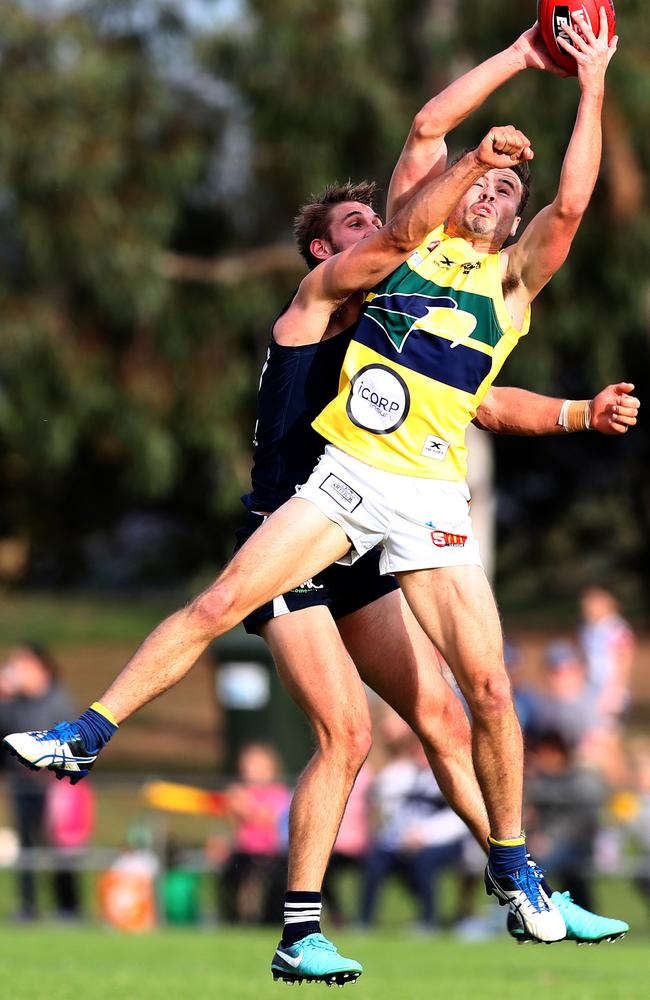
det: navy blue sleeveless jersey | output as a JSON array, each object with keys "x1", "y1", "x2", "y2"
[
  {"x1": 242, "y1": 323, "x2": 356, "y2": 513},
  {"x1": 237, "y1": 309, "x2": 399, "y2": 636}
]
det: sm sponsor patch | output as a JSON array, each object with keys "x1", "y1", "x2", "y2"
[{"x1": 430, "y1": 529, "x2": 467, "y2": 548}]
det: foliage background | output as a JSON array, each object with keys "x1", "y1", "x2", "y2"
[{"x1": 0, "y1": 0, "x2": 648, "y2": 614}]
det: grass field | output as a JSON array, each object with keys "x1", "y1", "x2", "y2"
[
  {"x1": 2, "y1": 870, "x2": 646, "y2": 998},
  {"x1": 1, "y1": 593, "x2": 649, "y2": 999},
  {"x1": 2, "y1": 924, "x2": 647, "y2": 1000},
  {"x1": 0, "y1": 591, "x2": 179, "y2": 645}
]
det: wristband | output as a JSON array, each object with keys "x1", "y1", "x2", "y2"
[{"x1": 558, "y1": 399, "x2": 591, "y2": 433}]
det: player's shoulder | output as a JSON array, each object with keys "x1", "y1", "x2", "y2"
[{"x1": 272, "y1": 273, "x2": 331, "y2": 342}]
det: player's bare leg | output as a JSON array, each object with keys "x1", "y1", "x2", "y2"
[
  {"x1": 3, "y1": 499, "x2": 351, "y2": 777},
  {"x1": 337, "y1": 589, "x2": 490, "y2": 847},
  {"x1": 100, "y1": 499, "x2": 351, "y2": 722},
  {"x1": 397, "y1": 565, "x2": 566, "y2": 942},
  {"x1": 340, "y1": 588, "x2": 628, "y2": 946},
  {"x1": 265, "y1": 607, "x2": 367, "y2": 986},
  {"x1": 263, "y1": 607, "x2": 372, "y2": 891},
  {"x1": 397, "y1": 566, "x2": 521, "y2": 837}
]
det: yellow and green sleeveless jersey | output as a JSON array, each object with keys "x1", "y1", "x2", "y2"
[{"x1": 312, "y1": 225, "x2": 530, "y2": 481}]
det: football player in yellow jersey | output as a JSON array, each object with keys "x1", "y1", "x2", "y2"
[
  {"x1": 4, "y1": 9, "x2": 633, "y2": 983},
  {"x1": 300, "y1": 8, "x2": 616, "y2": 942}
]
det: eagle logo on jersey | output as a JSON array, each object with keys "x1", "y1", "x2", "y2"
[{"x1": 364, "y1": 293, "x2": 478, "y2": 351}]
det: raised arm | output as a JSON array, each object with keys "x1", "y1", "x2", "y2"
[
  {"x1": 504, "y1": 9, "x2": 617, "y2": 308},
  {"x1": 316, "y1": 132, "x2": 532, "y2": 301},
  {"x1": 475, "y1": 383, "x2": 639, "y2": 436},
  {"x1": 386, "y1": 24, "x2": 562, "y2": 219},
  {"x1": 278, "y1": 127, "x2": 533, "y2": 345}
]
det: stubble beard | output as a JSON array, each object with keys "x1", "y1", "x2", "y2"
[{"x1": 465, "y1": 214, "x2": 493, "y2": 236}]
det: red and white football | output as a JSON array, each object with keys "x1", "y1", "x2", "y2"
[{"x1": 537, "y1": 1, "x2": 616, "y2": 75}]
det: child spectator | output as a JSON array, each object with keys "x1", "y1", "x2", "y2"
[{"x1": 218, "y1": 743, "x2": 291, "y2": 924}]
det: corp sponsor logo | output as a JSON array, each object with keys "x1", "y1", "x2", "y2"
[
  {"x1": 319, "y1": 473, "x2": 362, "y2": 513},
  {"x1": 346, "y1": 364, "x2": 410, "y2": 435},
  {"x1": 430, "y1": 529, "x2": 468, "y2": 548}
]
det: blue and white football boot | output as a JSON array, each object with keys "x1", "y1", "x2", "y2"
[
  {"x1": 271, "y1": 933, "x2": 362, "y2": 987},
  {"x1": 3, "y1": 722, "x2": 98, "y2": 784},
  {"x1": 508, "y1": 890, "x2": 629, "y2": 945},
  {"x1": 485, "y1": 857, "x2": 566, "y2": 942}
]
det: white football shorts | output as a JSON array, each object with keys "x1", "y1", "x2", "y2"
[{"x1": 293, "y1": 445, "x2": 483, "y2": 574}]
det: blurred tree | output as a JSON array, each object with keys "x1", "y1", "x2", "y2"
[
  {"x1": 0, "y1": 0, "x2": 648, "y2": 611},
  {"x1": 0, "y1": 0, "x2": 281, "y2": 583}
]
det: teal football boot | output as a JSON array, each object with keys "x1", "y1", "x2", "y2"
[
  {"x1": 508, "y1": 891, "x2": 629, "y2": 945},
  {"x1": 271, "y1": 933, "x2": 362, "y2": 986}
]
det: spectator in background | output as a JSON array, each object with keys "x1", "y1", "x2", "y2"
[
  {"x1": 0, "y1": 643, "x2": 83, "y2": 921},
  {"x1": 529, "y1": 640, "x2": 599, "y2": 749},
  {"x1": 44, "y1": 771, "x2": 94, "y2": 919},
  {"x1": 218, "y1": 743, "x2": 291, "y2": 925},
  {"x1": 579, "y1": 585, "x2": 636, "y2": 725},
  {"x1": 360, "y1": 711, "x2": 468, "y2": 932},
  {"x1": 525, "y1": 729, "x2": 607, "y2": 912}
]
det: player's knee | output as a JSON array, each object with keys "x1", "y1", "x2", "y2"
[
  {"x1": 338, "y1": 722, "x2": 372, "y2": 769},
  {"x1": 188, "y1": 579, "x2": 241, "y2": 637},
  {"x1": 319, "y1": 715, "x2": 372, "y2": 770},
  {"x1": 467, "y1": 671, "x2": 513, "y2": 721},
  {"x1": 414, "y1": 694, "x2": 470, "y2": 754},
  {"x1": 346, "y1": 724, "x2": 373, "y2": 767}
]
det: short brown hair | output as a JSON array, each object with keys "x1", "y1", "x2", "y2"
[
  {"x1": 451, "y1": 148, "x2": 531, "y2": 216},
  {"x1": 294, "y1": 180, "x2": 378, "y2": 269}
]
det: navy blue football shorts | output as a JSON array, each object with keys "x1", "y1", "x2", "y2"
[{"x1": 234, "y1": 510, "x2": 399, "y2": 636}]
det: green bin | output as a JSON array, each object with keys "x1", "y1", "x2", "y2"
[{"x1": 162, "y1": 868, "x2": 201, "y2": 925}]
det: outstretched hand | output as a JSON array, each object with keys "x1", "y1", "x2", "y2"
[
  {"x1": 514, "y1": 22, "x2": 569, "y2": 76},
  {"x1": 590, "y1": 382, "x2": 640, "y2": 435},
  {"x1": 476, "y1": 125, "x2": 534, "y2": 171},
  {"x1": 558, "y1": 7, "x2": 618, "y2": 89}
]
